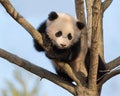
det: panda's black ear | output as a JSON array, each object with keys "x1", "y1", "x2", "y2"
[
  {"x1": 76, "y1": 21, "x2": 85, "y2": 30},
  {"x1": 48, "y1": 11, "x2": 58, "y2": 21}
]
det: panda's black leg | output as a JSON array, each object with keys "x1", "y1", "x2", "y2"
[
  {"x1": 56, "y1": 69, "x2": 73, "y2": 83},
  {"x1": 97, "y1": 56, "x2": 110, "y2": 83}
]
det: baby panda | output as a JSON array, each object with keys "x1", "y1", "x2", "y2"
[
  {"x1": 34, "y1": 11, "x2": 84, "y2": 81},
  {"x1": 33, "y1": 11, "x2": 107, "y2": 82}
]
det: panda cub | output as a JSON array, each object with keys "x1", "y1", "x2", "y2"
[
  {"x1": 34, "y1": 11, "x2": 84, "y2": 62},
  {"x1": 34, "y1": 11, "x2": 107, "y2": 82},
  {"x1": 34, "y1": 11, "x2": 84, "y2": 81}
]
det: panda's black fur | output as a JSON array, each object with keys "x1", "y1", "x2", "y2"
[{"x1": 33, "y1": 11, "x2": 107, "y2": 82}]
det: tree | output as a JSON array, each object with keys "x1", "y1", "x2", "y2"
[{"x1": 0, "y1": 0, "x2": 119, "y2": 96}]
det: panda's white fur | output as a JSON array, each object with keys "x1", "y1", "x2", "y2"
[{"x1": 46, "y1": 12, "x2": 82, "y2": 49}]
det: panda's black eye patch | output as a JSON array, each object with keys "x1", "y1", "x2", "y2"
[
  {"x1": 68, "y1": 33, "x2": 72, "y2": 40},
  {"x1": 55, "y1": 31, "x2": 62, "y2": 37}
]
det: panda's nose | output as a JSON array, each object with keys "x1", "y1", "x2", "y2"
[{"x1": 60, "y1": 44, "x2": 66, "y2": 47}]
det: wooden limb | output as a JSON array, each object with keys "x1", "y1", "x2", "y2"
[
  {"x1": 106, "y1": 56, "x2": 120, "y2": 70},
  {"x1": 75, "y1": 0, "x2": 86, "y2": 23},
  {"x1": 0, "y1": 48, "x2": 76, "y2": 95},
  {"x1": 98, "y1": 68, "x2": 120, "y2": 88},
  {"x1": 0, "y1": 0, "x2": 43, "y2": 48},
  {"x1": 88, "y1": 0, "x2": 101, "y2": 89},
  {"x1": 86, "y1": 0, "x2": 93, "y2": 48},
  {"x1": 102, "y1": 0, "x2": 113, "y2": 12},
  {"x1": 75, "y1": 0, "x2": 88, "y2": 77},
  {"x1": 97, "y1": 11, "x2": 105, "y2": 60},
  {"x1": 99, "y1": 0, "x2": 113, "y2": 59}
]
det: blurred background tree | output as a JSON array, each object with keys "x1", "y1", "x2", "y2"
[{"x1": 1, "y1": 68, "x2": 41, "y2": 96}]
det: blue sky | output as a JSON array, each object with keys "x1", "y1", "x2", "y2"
[{"x1": 0, "y1": 0, "x2": 120, "y2": 96}]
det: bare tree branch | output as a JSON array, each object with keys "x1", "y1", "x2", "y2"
[
  {"x1": 102, "y1": 0, "x2": 113, "y2": 12},
  {"x1": 98, "y1": 69, "x2": 120, "y2": 88},
  {"x1": 97, "y1": 10, "x2": 105, "y2": 60},
  {"x1": 75, "y1": 0, "x2": 86, "y2": 23},
  {"x1": 99, "y1": 0, "x2": 113, "y2": 61},
  {"x1": 75, "y1": 0, "x2": 88, "y2": 77},
  {"x1": 88, "y1": 0, "x2": 101, "y2": 89},
  {"x1": 86, "y1": 0, "x2": 93, "y2": 48},
  {"x1": 0, "y1": 48, "x2": 76, "y2": 95},
  {"x1": 106, "y1": 56, "x2": 120, "y2": 70},
  {"x1": 0, "y1": 0, "x2": 43, "y2": 48}
]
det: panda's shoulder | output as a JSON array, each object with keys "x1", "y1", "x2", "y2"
[{"x1": 38, "y1": 20, "x2": 47, "y2": 33}]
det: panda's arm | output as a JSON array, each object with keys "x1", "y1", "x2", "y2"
[
  {"x1": 38, "y1": 21, "x2": 46, "y2": 33},
  {"x1": 33, "y1": 39, "x2": 44, "y2": 51},
  {"x1": 33, "y1": 21, "x2": 47, "y2": 51}
]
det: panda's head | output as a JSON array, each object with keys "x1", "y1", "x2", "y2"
[{"x1": 46, "y1": 11, "x2": 84, "y2": 49}]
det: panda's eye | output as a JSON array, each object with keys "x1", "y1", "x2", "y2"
[
  {"x1": 68, "y1": 33, "x2": 72, "y2": 40},
  {"x1": 55, "y1": 31, "x2": 62, "y2": 37}
]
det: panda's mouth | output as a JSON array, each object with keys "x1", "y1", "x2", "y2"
[
  {"x1": 53, "y1": 45, "x2": 70, "y2": 52},
  {"x1": 57, "y1": 44, "x2": 71, "y2": 49},
  {"x1": 51, "y1": 40, "x2": 71, "y2": 49},
  {"x1": 60, "y1": 44, "x2": 67, "y2": 48}
]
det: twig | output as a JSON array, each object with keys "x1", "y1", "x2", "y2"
[
  {"x1": 98, "y1": 68, "x2": 120, "y2": 87},
  {"x1": 102, "y1": 0, "x2": 113, "y2": 12},
  {"x1": 0, "y1": 48, "x2": 75, "y2": 94}
]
